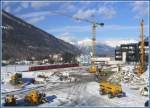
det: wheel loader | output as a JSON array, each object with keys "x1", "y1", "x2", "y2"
[{"x1": 99, "y1": 80, "x2": 125, "y2": 98}]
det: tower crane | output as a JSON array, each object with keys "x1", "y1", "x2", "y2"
[{"x1": 51, "y1": 11, "x2": 104, "y2": 73}]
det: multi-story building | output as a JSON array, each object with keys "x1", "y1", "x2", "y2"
[
  {"x1": 138, "y1": 41, "x2": 149, "y2": 63},
  {"x1": 115, "y1": 40, "x2": 149, "y2": 63},
  {"x1": 115, "y1": 47, "x2": 122, "y2": 61},
  {"x1": 115, "y1": 43, "x2": 139, "y2": 63}
]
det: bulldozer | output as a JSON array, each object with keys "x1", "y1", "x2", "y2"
[
  {"x1": 99, "y1": 80, "x2": 125, "y2": 98},
  {"x1": 10, "y1": 73, "x2": 23, "y2": 85}
]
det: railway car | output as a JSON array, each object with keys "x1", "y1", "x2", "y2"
[{"x1": 29, "y1": 64, "x2": 79, "y2": 71}]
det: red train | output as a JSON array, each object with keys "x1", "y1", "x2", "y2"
[{"x1": 29, "y1": 63, "x2": 79, "y2": 71}]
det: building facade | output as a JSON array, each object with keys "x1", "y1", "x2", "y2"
[
  {"x1": 138, "y1": 41, "x2": 149, "y2": 63},
  {"x1": 115, "y1": 41, "x2": 149, "y2": 63}
]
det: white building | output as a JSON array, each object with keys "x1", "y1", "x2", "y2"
[
  {"x1": 91, "y1": 57, "x2": 111, "y2": 64},
  {"x1": 77, "y1": 54, "x2": 91, "y2": 65}
]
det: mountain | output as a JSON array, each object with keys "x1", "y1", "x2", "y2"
[
  {"x1": 2, "y1": 10, "x2": 80, "y2": 61},
  {"x1": 77, "y1": 44, "x2": 115, "y2": 56},
  {"x1": 96, "y1": 44, "x2": 115, "y2": 56},
  {"x1": 58, "y1": 37, "x2": 115, "y2": 56}
]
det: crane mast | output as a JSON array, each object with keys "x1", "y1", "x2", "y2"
[
  {"x1": 92, "y1": 23, "x2": 97, "y2": 58},
  {"x1": 140, "y1": 19, "x2": 145, "y2": 75},
  {"x1": 137, "y1": 19, "x2": 145, "y2": 77},
  {"x1": 141, "y1": 19, "x2": 145, "y2": 66}
]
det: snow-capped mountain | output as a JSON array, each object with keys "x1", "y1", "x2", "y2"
[
  {"x1": 58, "y1": 34, "x2": 139, "y2": 56},
  {"x1": 101, "y1": 39, "x2": 138, "y2": 47},
  {"x1": 58, "y1": 37, "x2": 115, "y2": 56}
]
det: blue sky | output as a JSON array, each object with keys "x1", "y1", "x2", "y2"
[{"x1": 2, "y1": 1, "x2": 149, "y2": 43}]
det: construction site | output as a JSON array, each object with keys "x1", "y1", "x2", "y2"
[{"x1": 1, "y1": 1, "x2": 149, "y2": 107}]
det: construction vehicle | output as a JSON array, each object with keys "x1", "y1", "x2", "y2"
[
  {"x1": 10, "y1": 73, "x2": 23, "y2": 85},
  {"x1": 88, "y1": 62, "x2": 97, "y2": 73},
  {"x1": 10, "y1": 73, "x2": 36, "y2": 85},
  {"x1": 136, "y1": 19, "x2": 147, "y2": 77},
  {"x1": 24, "y1": 90, "x2": 48, "y2": 105},
  {"x1": 99, "y1": 80, "x2": 124, "y2": 98},
  {"x1": 4, "y1": 90, "x2": 57, "y2": 106},
  {"x1": 4, "y1": 95, "x2": 16, "y2": 106}
]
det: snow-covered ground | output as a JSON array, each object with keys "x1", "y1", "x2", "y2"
[
  {"x1": 41, "y1": 80, "x2": 148, "y2": 107},
  {"x1": 1, "y1": 65, "x2": 29, "y2": 72},
  {"x1": 86, "y1": 82, "x2": 148, "y2": 107},
  {"x1": 1, "y1": 64, "x2": 149, "y2": 107}
]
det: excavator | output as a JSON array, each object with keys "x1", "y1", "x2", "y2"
[{"x1": 4, "y1": 90, "x2": 56, "y2": 106}]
